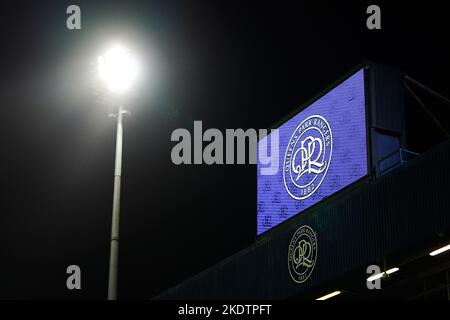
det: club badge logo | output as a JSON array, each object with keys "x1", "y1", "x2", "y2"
[
  {"x1": 288, "y1": 225, "x2": 317, "y2": 283},
  {"x1": 283, "y1": 115, "x2": 332, "y2": 200}
]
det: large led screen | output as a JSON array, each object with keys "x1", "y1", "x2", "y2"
[{"x1": 257, "y1": 68, "x2": 368, "y2": 235}]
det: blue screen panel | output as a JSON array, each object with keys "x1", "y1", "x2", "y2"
[{"x1": 257, "y1": 68, "x2": 368, "y2": 235}]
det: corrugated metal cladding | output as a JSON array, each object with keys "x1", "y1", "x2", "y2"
[{"x1": 157, "y1": 141, "x2": 450, "y2": 300}]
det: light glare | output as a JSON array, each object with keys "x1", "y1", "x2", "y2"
[
  {"x1": 386, "y1": 267, "x2": 399, "y2": 275},
  {"x1": 367, "y1": 267, "x2": 399, "y2": 282},
  {"x1": 98, "y1": 45, "x2": 138, "y2": 93},
  {"x1": 429, "y1": 244, "x2": 450, "y2": 256},
  {"x1": 316, "y1": 290, "x2": 341, "y2": 300}
]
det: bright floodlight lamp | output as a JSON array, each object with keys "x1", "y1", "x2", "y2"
[{"x1": 98, "y1": 45, "x2": 138, "y2": 94}]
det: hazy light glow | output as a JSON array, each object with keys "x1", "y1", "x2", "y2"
[
  {"x1": 429, "y1": 244, "x2": 450, "y2": 256},
  {"x1": 367, "y1": 267, "x2": 399, "y2": 282},
  {"x1": 316, "y1": 291, "x2": 341, "y2": 300},
  {"x1": 98, "y1": 45, "x2": 138, "y2": 93}
]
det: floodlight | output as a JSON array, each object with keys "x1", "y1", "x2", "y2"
[{"x1": 98, "y1": 45, "x2": 138, "y2": 93}]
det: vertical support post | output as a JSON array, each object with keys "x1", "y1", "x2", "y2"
[{"x1": 108, "y1": 104, "x2": 124, "y2": 300}]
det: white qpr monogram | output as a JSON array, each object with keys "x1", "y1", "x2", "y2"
[{"x1": 283, "y1": 115, "x2": 332, "y2": 200}]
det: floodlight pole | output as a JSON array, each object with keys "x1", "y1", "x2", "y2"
[{"x1": 108, "y1": 103, "x2": 126, "y2": 300}]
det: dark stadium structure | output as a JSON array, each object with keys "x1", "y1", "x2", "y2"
[{"x1": 157, "y1": 63, "x2": 450, "y2": 300}]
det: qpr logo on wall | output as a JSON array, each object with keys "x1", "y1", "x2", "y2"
[
  {"x1": 283, "y1": 115, "x2": 332, "y2": 200},
  {"x1": 288, "y1": 225, "x2": 317, "y2": 283}
]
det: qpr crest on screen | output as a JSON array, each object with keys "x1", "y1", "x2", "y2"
[{"x1": 283, "y1": 115, "x2": 333, "y2": 200}]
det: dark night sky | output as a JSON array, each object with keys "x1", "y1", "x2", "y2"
[{"x1": 1, "y1": 1, "x2": 450, "y2": 299}]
